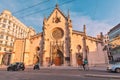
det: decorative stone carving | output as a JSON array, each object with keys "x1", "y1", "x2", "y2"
[{"x1": 52, "y1": 11, "x2": 61, "y2": 23}]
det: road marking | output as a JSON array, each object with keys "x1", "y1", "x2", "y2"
[
  {"x1": 85, "y1": 74, "x2": 120, "y2": 79},
  {"x1": 37, "y1": 72, "x2": 82, "y2": 77},
  {"x1": 18, "y1": 71, "x2": 83, "y2": 77}
]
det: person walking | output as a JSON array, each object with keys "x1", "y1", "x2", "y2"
[
  {"x1": 33, "y1": 62, "x2": 40, "y2": 70},
  {"x1": 82, "y1": 59, "x2": 88, "y2": 70}
]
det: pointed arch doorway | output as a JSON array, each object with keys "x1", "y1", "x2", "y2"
[
  {"x1": 50, "y1": 41, "x2": 64, "y2": 66},
  {"x1": 54, "y1": 49, "x2": 63, "y2": 66}
]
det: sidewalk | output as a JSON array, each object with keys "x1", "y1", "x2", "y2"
[
  {"x1": 26, "y1": 65, "x2": 77, "y2": 70},
  {"x1": 26, "y1": 65, "x2": 107, "y2": 71},
  {"x1": 89, "y1": 65, "x2": 106, "y2": 71},
  {"x1": 0, "y1": 64, "x2": 107, "y2": 71},
  {"x1": 0, "y1": 65, "x2": 7, "y2": 68}
]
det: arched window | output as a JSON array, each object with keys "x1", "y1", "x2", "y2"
[{"x1": 76, "y1": 45, "x2": 81, "y2": 52}]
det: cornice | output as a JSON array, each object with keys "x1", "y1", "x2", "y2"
[
  {"x1": 30, "y1": 32, "x2": 43, "y2": 40},
  {"x1": 72, "y1": 30, "x2": 102, "y2": 42}
]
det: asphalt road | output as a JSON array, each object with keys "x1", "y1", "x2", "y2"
[{"x1": 0, "y1": 68, "x2": 119, "y2": 80}]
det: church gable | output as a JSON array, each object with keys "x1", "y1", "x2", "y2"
[{"x1": 47, "y1": 5, "x2": 67, "y2": 24}]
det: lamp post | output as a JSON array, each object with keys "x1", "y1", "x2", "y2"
[{"x1": 82, "y1": 25, "x2": 87, "y2": 62}]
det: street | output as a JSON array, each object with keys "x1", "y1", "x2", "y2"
[{"x1": 0, "y1": 68, "x2": 120, "y2": 80}]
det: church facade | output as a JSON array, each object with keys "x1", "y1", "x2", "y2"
[
  {"x1": 11, "y1": 5, "x2": 108, "y2": 67},
  {"x1": 41, "y1": 5, "x2": 108, "y2": 67}
]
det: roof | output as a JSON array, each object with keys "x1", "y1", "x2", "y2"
[
  {"x1": 2, "y1": 10, "x2": 11, "y2": 15},
  {"x1": 47, "y1": 4, "x2": 67, "y2": 21},
  {"x1": 72, "y1": 30, "x2": 102, "y2": 42},
  {"x1": 72, "y1": 30, "x2": 84, "y2": 35},
  {"x1": 108, "y1": 23, "x2": 120, "y2": 34},
  {"x1": 30, "y1": 32, "x2": 43, "y2": 39}
]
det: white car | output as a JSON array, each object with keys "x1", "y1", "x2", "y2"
[{"x1": 107, "y1": 62, "x2": 120, "y2": 73}]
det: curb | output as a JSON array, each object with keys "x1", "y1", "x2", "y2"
[
  {"x1": 26, "y1": 66, "x2": 81, "y2": 69},
  {"x1": 0, "y1": 66, "x2": 106, "y2": 71},
  {"x1": 85, "y1": 74, "x2": 120, "y2": 79}
]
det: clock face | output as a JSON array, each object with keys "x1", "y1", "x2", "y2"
[{"x1": 52, "y1": 28, "x2": 64, "y2": 40}]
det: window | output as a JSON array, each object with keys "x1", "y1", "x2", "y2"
[
  {"x1": 3, "y1": 19, "x2": 7, "y2": 23},
  {"x1": 2, "y1": 24, "x2": 6, "y2": 28},
  {"x1": 0, "y1": 35, "x2": 4, "y2": 39},
  {"x1": 8, "y1": 26, "x2": 10, "y2": 29},
  {"x1": 5, "y1": 42, "x2": 7, "y2": 46},
  {"x1": 6, "y1": 36, "x2": 8, "y2": 40},
  {"x1": 10, "y1": 43, "x2": 12, "y2": 46},
  {"x1": 8, "y1": 21, "x2": 11, "y2": 24},
  {"x1": 0, "y1": 41, "x2": 3, "y2": 44},
  {"x1": 4, "y1": 48, "x2": 6, "y2": 51}
]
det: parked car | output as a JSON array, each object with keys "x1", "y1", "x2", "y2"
[
  {"x1": 107, "y1": 62, "x2": 120, "y2": 73},
  {"x1": 7, "y1": 62, "x2": 25, "y2": 71}
]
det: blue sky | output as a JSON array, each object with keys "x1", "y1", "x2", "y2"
[{"x1": 0, "y1": 0, "x2": 120, "y2": 37}]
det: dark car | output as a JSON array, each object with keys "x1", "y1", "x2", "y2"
[{"x1": 7, "y1": 62, "x2": 25, "y2": 71}]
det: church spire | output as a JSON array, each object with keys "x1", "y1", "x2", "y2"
[
  {"x1": 83, "y1": 24, "x2": 86, "y2": 35},
  {"x1": 55, "y1": 3, "x2": 59, "y2": 9},
  {"x1": 43, "y1": 15, "x2": 47, "y2": 25},
  {"x1": 68, "y1": 9, "x2": 70, "y2": 19}
]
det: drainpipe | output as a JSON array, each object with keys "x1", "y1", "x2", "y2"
[{"x1": 23, "y1": 38, "x2": 26, "y2": 63}]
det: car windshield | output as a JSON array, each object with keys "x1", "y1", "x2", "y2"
[{"x1": 109, "y1": 61, "x2": 120, "y2": 64}]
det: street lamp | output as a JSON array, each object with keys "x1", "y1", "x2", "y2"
[{"x1": 82, "y1": 25, "x2": 87, "y2": 62}]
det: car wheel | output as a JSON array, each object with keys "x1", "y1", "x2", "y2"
[
  {"x1": 14, "y1": 68, "x2": 18, "y2": 71},
  {"x1": 115, "y1": 68, "x2": 120, "y2": 73},
  {"x1": 33, "y1": 67, "x2": 35, "y2": 70},
  {"x1": 7, "y1": 68, "x2": 10, "y2": 71},
  {"x1": 7, "y1": 67, "x2": 12, "y2": 71},
  {"x1": 22, "y1": 68, "x2": 25, "y2": 71}
]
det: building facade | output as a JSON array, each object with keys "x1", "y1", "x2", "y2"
[
  {"x1": 41, "y1": 5, "x2": 108, "y2": 67},
  {"x1": 108, "y1": 23, "x2": 120, "y2": 41},
  {"x1": 107, "y1": 23, "x2": 120, "y2": 62},
  {"x1": 0, "y1": 10, "x2": 36, "y2": 65},
  {"x1": 11, "y1": 33, "x2": 42, "y2": 65},
  {"x1": 109, "y1": 36, "x2": 120, "y2": 62},
  {"x1": 12, "y1": 5, "x2": 108, "y2": 67}
]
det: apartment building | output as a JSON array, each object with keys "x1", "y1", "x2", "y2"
[
  {"x1": 108, "y1": 23, "x2": 120, "y2": 62},
  {"x1": 108, "y1": 23, "x2": 120, "y2": 41},
  {"x1": 0, "y1": 10, "x2": 36, "y2": 65}
]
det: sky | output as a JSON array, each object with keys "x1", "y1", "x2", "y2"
[{"x1": 0, "y1": 0, "x2": 120, "y2": 37}]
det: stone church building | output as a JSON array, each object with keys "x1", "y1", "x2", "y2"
[{"x1": 11, "y1": 5, "x2": 108, "y2": 67}]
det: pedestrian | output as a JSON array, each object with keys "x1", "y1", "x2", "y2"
[
  {"x1": 82, "y1": 59, "x2": 88, "y2": 70},
  {"x1": 33, "y1": 63, "x2": 40, "y2": 70}
]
